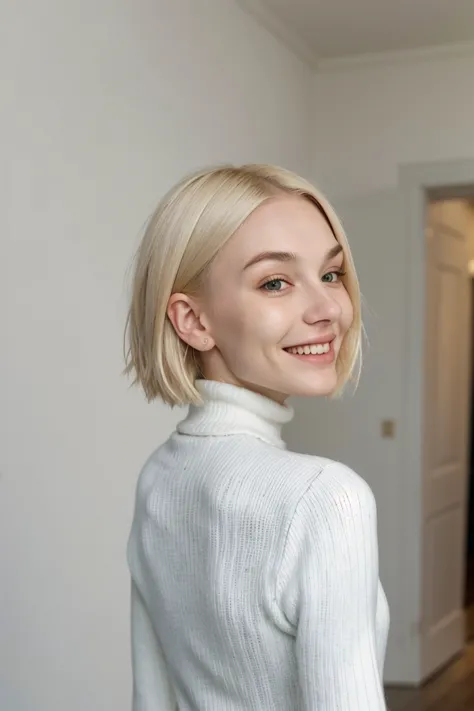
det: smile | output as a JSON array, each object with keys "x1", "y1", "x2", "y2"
[{"x1": 285, "y1": 342, "x2": 331, "y2": 356}]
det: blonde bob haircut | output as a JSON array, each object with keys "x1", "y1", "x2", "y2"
[{"x1": 124, "y1": 164, "x2": 362, "y2": 407}]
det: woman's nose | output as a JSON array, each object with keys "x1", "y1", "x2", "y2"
[{"x1": 302, "y1": 288, "x2": 342, "y2": 325}]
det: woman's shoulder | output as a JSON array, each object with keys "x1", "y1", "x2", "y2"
[
  {"x1": 246, "y1": 443, "x2": 377, "y2": 529},
  {"x1": 287, "y1": 456, "x2": 378, "y2": 537},
  {"x1": 310, "y1": 458, "x2": 376, "y2": 503},
  {"x1": 265, "y1": 445, "x2": 374, "y2": 501}
]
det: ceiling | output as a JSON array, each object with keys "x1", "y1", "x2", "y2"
[{"x1": 238, "y1": 0, "x2": 474, "y2": 65}]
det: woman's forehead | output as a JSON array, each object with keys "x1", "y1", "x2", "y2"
[{"x1": 213, "y1": 196, "x2": 339, "y2": 269}]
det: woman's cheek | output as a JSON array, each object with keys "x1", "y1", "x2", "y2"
[
  {"x1": 341, "y1": 291, "x2": 354, "y2": 333},
  {"x1": 254, "y1": 303, "x2": 290, "y2": 340}
]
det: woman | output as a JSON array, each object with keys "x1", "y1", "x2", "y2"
[{"x1": 124, "y1": 164, "x2": 390, "y2": 710}]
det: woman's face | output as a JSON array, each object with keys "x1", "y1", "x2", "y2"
[{"x1": 177, "y1": 196, "x2": 354, "y2": 403}]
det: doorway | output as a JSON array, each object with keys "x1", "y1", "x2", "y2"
[{"x1": 423, "y1": 193, "x2": 474, "y2": 668}]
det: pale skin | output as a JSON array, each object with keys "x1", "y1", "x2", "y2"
[{"x1": 167, "y1": 195, "x2": 354, "y2": 404}]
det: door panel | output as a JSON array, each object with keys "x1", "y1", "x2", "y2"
[{"x1": 422, "y1": 199, "x2": 472, "y2": 679}]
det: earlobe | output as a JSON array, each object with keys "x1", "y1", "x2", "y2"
[{"x1": 167, "y1": 293, "x2": 214, "y2": 351}]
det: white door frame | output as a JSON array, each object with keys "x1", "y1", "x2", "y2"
[{"x1": 397, "y1": 158, "x2": 474, "y2": 683}]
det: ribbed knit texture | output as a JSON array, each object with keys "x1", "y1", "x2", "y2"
[{"x1": 127, "y1": 380, "x2": 390, "y2": 710}]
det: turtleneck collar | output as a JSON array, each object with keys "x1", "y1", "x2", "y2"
[{"x1": 176, "y1": 380, "x2": 294, "y2": 449}]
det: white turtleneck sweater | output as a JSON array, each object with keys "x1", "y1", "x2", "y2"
[{"x1": 127, "y1": 380, "x2": 390, "y2": 711}]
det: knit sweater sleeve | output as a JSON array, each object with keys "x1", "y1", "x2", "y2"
[
  {"x1": 277, "y1": 462, "x2": 387, "y2": 710},
  {"x1": 130, "y1": 579, "x2": 177, "y2": 711}
]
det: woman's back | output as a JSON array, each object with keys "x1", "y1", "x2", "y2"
[
  {"x1": 124, "y1": 163, "x2": 390, "y2": 709},
  {"x1": 128, "y1": 381, "x2": 390, "y2": 710}
]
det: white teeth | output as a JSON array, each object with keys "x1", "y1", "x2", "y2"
[{"x1": 287, "y1": 342, "x2": 331, "y2": 355}]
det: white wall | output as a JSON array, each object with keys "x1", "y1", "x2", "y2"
[
  {"x1": 312, "y1": 49, "x2": 474, "y2": 197},
  {"x1": 285, "y1": 50, "x2": 474, "y2": 683},
  {"x1": 0, "y1": 2, "x2": 313, "y2": 709}
]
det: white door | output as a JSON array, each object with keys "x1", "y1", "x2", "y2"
[{"x1": 421, "y1": 199, "x2": 472, "y2": 679}]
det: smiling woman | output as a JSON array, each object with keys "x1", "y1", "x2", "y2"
[
  {"x1": 124, "y1": 164, "x2": 390, "y2": 711},
  {"x1": 170, "y1": 193, "x2": 355, "y2": 402},
  {"x1": 125, "y1": 164, "x2": 361, "y2": 406}
]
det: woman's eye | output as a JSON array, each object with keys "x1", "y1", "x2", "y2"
[
  {"x1": 322, "y1": 270, "x2": 345, "y2": 283},
  {"x1": 260, "y1": 278, "x2": 290, "y2": 292}
]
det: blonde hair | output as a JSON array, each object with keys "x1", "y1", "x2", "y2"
[{"x1": 124, "y1": 164, "x2": 362, "y2": 406}]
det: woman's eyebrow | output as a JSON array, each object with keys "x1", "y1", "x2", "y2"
[
  {"x1": 324, "y1": 244, "x2": 343, "y2": 262},
  {"x1": 242, "y1": 251, "x2": 296, "y2": 271},
  {"x1": 243, "y1": 244, "x2": 342, "y2": 271}
]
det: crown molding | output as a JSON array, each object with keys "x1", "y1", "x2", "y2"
[
  {"x1": 236, "y1": 2, "x2": 474, "y2": 74},
  {"x1": 317, "y1": 40, "x2": 474, "y2": 72},
  {"x1": 236, "y1": 0, "x2": 319, "y2": 68}
]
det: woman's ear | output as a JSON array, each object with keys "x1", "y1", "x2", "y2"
[{"x1": 167, "y1": 293, "x2": 215, "y2": 351}]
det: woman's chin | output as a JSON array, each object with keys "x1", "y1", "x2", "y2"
[{"x1": 288, "y1": 371, "x2": 338, "y2": 399}]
